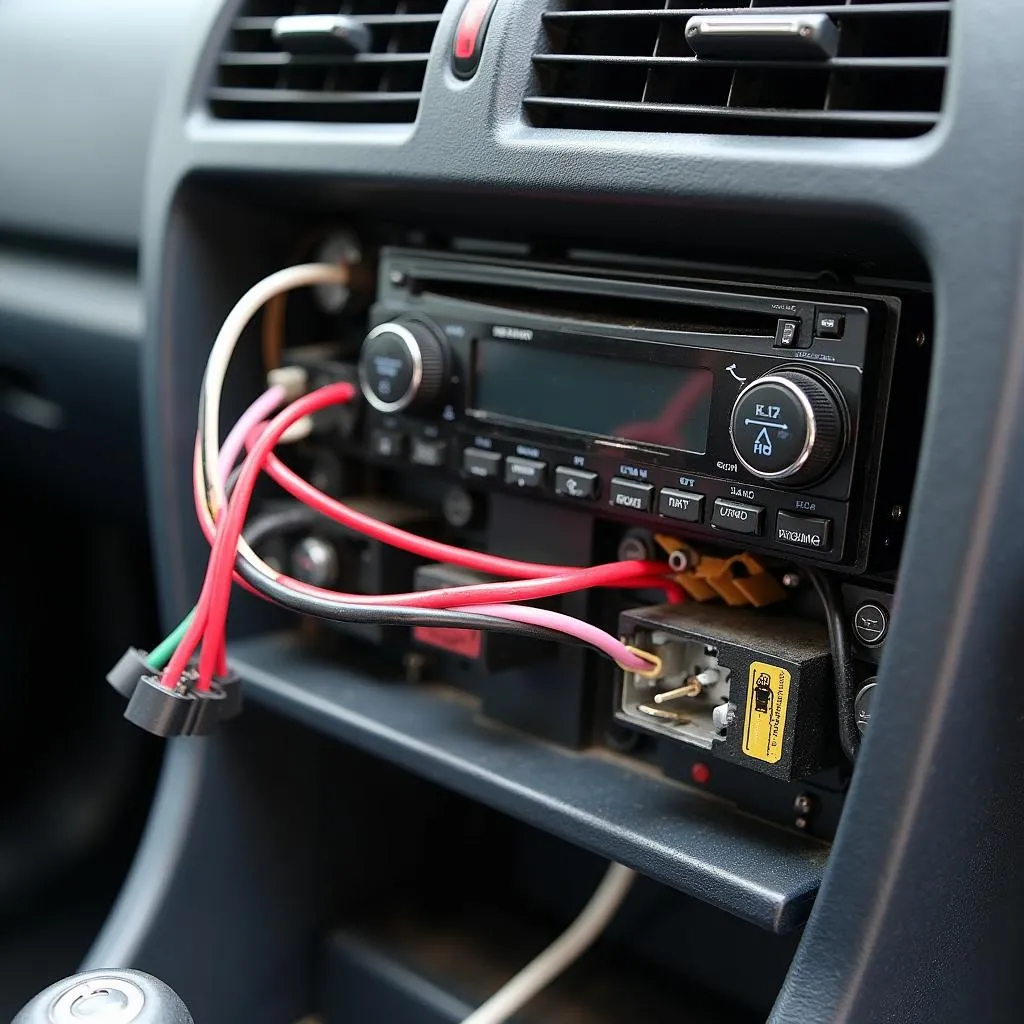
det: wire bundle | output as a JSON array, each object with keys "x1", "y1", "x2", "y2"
[{"x1": 145, "y1": 263, "x2": 677, "y2": 695}]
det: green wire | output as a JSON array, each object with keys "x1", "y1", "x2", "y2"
[{"x1": 145, "y1": 611, "x2": 196, "y2": 670}]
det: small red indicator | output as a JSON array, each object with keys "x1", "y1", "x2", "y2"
[
  {"x1": 452, "y1": 0, "x2": 497, "y2": 79},
  {"x1": 691, "y1": 762, "x2": 712, "y2": 786}
]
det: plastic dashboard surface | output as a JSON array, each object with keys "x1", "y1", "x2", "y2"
[
  {"x1": 0, "y1": 0, "x2": 206, "y2": 247},
  {"x1": 134, "y1": 1, "x2": 1024, "y2": 1022},
  {"x1": 230, "y1": 632, "x2": 827, "y2": 936}
]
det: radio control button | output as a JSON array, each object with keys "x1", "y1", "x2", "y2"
[
  {"x1": 711, "y1": 498, "x2": 764, "y2": 536},
  {"x1": 775, "y1": 510, "x2": 832, "y2": 551},
  {"x1": 729, "y1": 370, "x2": 846, "y2": 486},
  {"x1": 358, "y1": 318, "x2": 449, "y2": 414},
  {"x1": 505, "y1": 456, "x2": 546, "y2": 488},
  {"x1": 462, "y1": 448, "x2": 502, "y2": 479},
  {"x1": 410, "y1": 438, "x2": 448, "y2": 468},
  {"x1": 555, "y1": 467, "x2": 599, "y2": 500},
  {"x1": 370, "y1": 428, "x2": 405, "y2": 459},
  {"x1": 610, "y1": 478, "x2": 654, "y2": 513},
  {"x1": 658, "y1": 488, "x2": 705, "y2": 523},
  {"x1": 815, "y1": 310, "x2": 845, "y2": 338},
  {"x1": 774, "y1": 319, "x2": 800, "y2": 348},
  {"x1": 853, "y1": 603, "x2": 889, "y2": 647}
]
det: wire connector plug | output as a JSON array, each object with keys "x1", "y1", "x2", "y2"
[
  {"x1": 106, "y1": 647, "x2": 152, "y2": 700},
  {"x1": 123, "y1": 669, "x2": 240, "y2": 738},
  {"x1": 215, "y1": 669, "x2": 244, "y2": 722}
]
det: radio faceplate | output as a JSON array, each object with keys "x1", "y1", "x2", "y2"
[{"x1": 354, "y1": 249, "x2": 905, "y2": 571}]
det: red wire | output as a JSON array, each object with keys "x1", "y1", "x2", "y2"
[
  {"x1": 160, "y1": 552, "x2": 219, "y2": 690},
  {"x1": 279, "y1": 564, "x2": 675, "y2": 608},
  {"x1": 192, "y1": 436, "x2": 262, "y2": 598},
  {"x1": 194, "y1": 445, "x2": 676, "y2": 606},
  {"x1": 184, "y1": 383, "x2": 677, "y2": 689},
  {"x1": 215, "y1": 640, "x2": 228, "y2": 678},
  {"x1": 259, "y1": 450, "x2": 663, "y2": 580},
  {"x1": 193, "y1": 389, "x2": 363, "y2": 688}
]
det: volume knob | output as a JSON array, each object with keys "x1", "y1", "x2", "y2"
[
  {"x1": 729, "y1": 369, "x2": 846, "y2": 485},
  {"x1": 358, "y1": 319, "x2": 448, "y2": 415}
]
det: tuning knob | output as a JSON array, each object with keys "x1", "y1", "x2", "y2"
[
  {"x1": 729, "y1": 369, "x2": 847, "y2": 485},
  {"x1": 358, "y1": 319, "x2": 448, "y2": 415}
]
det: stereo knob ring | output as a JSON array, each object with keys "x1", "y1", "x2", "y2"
[
  {"x1": 358, "y1": 319, "x2": 447, "y2": 415},
  {"x1": 729, "y1": 369, "x2": 847, "y2": 486}
]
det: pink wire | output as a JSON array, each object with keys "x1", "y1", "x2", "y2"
[
  {"x1": 211, "y1": 386, "x2": 654, "y2": 672},
  {"x1": 218, "y1": 385, "x2": 288, "y2": 483},
  {"x1": 454, "y1": 603, "x2": 652, "y2": 671}
]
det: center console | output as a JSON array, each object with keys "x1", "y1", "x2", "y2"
[
  {"x1": 110, "y1": 1, "x2": 1024, "y2": 1021},
  {"x1": 227, "y1": 233, "x2": 930, "y2": 810}
]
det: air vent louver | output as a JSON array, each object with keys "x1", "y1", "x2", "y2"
[
  {"x1": 209, "y1": 1, "x2": 449, "y2": 124},
  {"x1": 526, "y1": 2, "x2": 951, "y2": 138}
]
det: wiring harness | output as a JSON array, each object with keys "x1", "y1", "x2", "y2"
[{"x1": 110, "y1": 263, "x2": 677, "y2": 737}]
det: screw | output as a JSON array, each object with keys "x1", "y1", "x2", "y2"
[
  {"x1": 667, "y1": 549, "x2": 690, "y2": 573},
  {"x1": 793, "y1": 793, "x2": 815, "y2": 816},
  {"x1": 915, "y1": 330, "x2": 927, "y2": 347},
  {"x1": 782, "y1": 572, "x2": 802, "y2": 589},
  {"x1": 389, "y1": 269, "x2": 407, "y2": 287},
  {"x1": 794, "y1": 817, "x2": 809, "y2": 830},
  {"x1": 891, "y1": 505, "x2": 904, "y2": 521}
]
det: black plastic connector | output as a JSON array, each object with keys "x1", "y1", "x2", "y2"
[
  {"x1": 216, "y1": 670, "x2": 244, "y2": 722},
  {"x1": 125, "y1": 671, "x2": 234, "y2": 738},
  {"x1": 106, "y1": 647, "x2": 151, "y2": 700},
  {"x1": 108, "y1": 647, "x2": 243, "y2": 737}
]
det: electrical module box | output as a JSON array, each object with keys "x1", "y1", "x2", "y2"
[{"x1": 617, "y1": 604, "x2": 837, "y2": 782}]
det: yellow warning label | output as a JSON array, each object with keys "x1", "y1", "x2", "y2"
[{"x1": 742, "y1": 662, "x2": 791, "y2": 764}]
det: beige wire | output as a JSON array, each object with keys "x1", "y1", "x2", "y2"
[
  {"x1": 459, "y1": 862, "x2": 636, "y2": 1024},
  {"x1": 198, "y1": 263, "x2": 351, "y2": 585}
]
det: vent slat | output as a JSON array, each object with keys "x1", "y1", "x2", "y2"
[
  {"x1": 210, "y1": 87, "x2": 425, "y2": 106},
  {"x1": 524, "y1": 96, "x2": 939, "y2": 126},
  {"x1": 210, "y1": 1, "x2": 448, "y2": 125},
  {"x1": 534, "y1": 54, "x2": 949, "y2": 70},
  {"x1": 220, "y1": 51, "x2": 432, "y2": 67},
  {"x1": 234, "y1": 14, "x2": 444, "y2": 30},
  {"x1": 543, "y1": 3, "x2": 953, "y2": 21},
  {"x1": 528, "y1": 0, "x2": 950, "y2": 139}
]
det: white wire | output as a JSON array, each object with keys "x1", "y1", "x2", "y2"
[
  {"x1": 198, "y1": 262, "x2": 349, "y2": 580},
  {"x1": 192, "y1": 265, "x2": 664, "y2": 665},
  {"x1": 459, "y1": 862, "x2": 636, "y2": 1024}
]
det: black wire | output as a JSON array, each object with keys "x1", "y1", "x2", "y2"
[
  {"x1": 805, "y1": 567, "x2": 860, "y2": 764},
  {"x1": 240, "y1": 506, "x2": 599, "y2": 654}
]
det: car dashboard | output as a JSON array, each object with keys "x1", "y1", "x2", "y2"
[{"x1": 2, "y1": 1, "x2": 1024, "y2": 1022}]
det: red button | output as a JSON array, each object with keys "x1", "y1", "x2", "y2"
[{"x1": 452, "y1": 0, "x2": 497, "y2": 79}]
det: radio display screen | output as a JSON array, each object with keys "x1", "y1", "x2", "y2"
[{"x1": 473, "y1": 339, "x2": 715, "y2": 454}]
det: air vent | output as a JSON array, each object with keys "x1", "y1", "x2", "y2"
[
  {"x1": 209, "y1": 1, "x2": 449, "y2": 124},
  {"x1": 526, "y1": 2, "x2": 951, "y2": 138}
]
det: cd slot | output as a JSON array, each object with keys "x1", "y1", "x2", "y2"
[{"x1": 414, "y1": 277, "x2": 777, "y2": 338}]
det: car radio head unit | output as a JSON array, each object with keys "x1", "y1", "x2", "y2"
[{"x1": 352, "y1": 248, "x2": 915, "y2": 572}]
